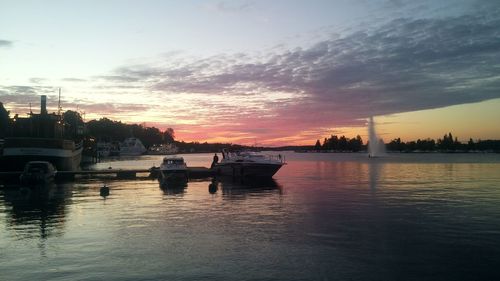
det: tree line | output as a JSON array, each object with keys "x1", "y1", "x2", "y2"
[
  {"x1": 0, "y1": 104, "x2": 240, "y2": 152},
  {"x1": 313, "y1": 135, "x2": 365, "y2": 152},
  {"x1": 0, "y1": 104, "x2": 175, "y2": 149},
  {"x1": 311, "y1": 132, "x2": 500, "y2": 153},
  {"x1": 387, "y1": 133, "x2": 500, "y2": 152},
  {"x1": 85, "y1": 117, "x2": 174, "y2": 148}
]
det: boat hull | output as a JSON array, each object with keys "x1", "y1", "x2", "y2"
[
  {"x1": 159, "y1": 169, "x2": 188, "y2": 187},
  {"x1": 1, "y1": 140, "x2": 83, "y2": 172},
  {"x1": 20, "y1": 172, "x2": 55, "y2": 185},
  {"x1": 214, "y1": 163, "x2": 283, "y2": 178},
  {"x1": 160, "y1": 169, "x2": 188, "y2": 179},
  {"x1": 1, "y1": 151, "x2": 82, "y2": 172}
]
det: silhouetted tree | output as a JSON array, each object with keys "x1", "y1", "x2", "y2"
[
  {"x1": 330, "y1": 135, "x2": 339, "y2": 150},
  {"x1": 63, "y1": 110, "x2": 85, "y2": 138},
  {"x1": 0, "y1": 102, "x2": 10, "y2": 137},
  {"x1": 348, "y1": 135, "x2": 363, "y2": 152},
  {"x1": 476, "y1": 140, "x2": 500, "y2": 151},
  {"x1": 314, "y1": 134, "x2": 364, "y2": 152},
  {"x1": 418, "y1": 138, "x2": 436, "y2": 151},
  {"x1": 438, "y1": 132, "x2": 458, "y2": 151},
  {"x1": 467, "y1": 138, "x2": 476, "y2": 151},
  {"x1": 86, "y1": 118, "x2": 130, "y2": 140},
  {"x1": 388, "y1": 138, "x2": 404, "y2": 151},
  {"x1": 321, "y1": 137, "x2": 328, "y2": 150},
  {"x1": 314, "y1": 139, "x2": 321, "y2": 150},
  {"x1": 163, "y1": 128, "x2": 175, "y2": 143},
  {"x1": 85, "y1": 118, "x2": 176, "y2": 148}
]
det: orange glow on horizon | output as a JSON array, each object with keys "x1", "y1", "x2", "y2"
[{"x1": 5, "y1": 96, "x2": 499, "y2": 147}]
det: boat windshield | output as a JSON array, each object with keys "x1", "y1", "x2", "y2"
[{"x1": 163, "y1": 158, "x2": 185, "y2": 165}]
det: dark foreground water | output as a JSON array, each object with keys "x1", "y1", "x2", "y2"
[{"x1": 1, "y1": 152, "x2": 500, "y2": 281}]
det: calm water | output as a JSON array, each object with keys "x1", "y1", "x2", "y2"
[{"x1": 1, "y1": 152, "x2": 500, "y2": 281}]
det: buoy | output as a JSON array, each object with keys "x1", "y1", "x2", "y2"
[
  {"x1": 100, "y1": 184, "x2": 110, "y2": 197},
  {"x1": 208, "y1": 179, "x2": 218, "y2": 194}
]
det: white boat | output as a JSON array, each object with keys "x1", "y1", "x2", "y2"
[
  {"x1": 119, "y1": 138, "x2": 146, "y2": 156},
  {"x1": 159, "y1": 156, "x2": 188, "y2": 183},
  {"x1": 214, "y1": 150, "x2": 285, "y2": 178},
  {"x1": 19, "y1": 161, "x2": 57, "y2": 185}
]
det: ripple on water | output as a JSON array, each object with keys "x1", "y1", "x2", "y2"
[{"x1": 1, "y1": 153, "x2": 500, "y2": 280}]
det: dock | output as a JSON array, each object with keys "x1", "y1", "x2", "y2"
[{"x1": 0, "y1": 166, "x2": 215, "y2": 183}]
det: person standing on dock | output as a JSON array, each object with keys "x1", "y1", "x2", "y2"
[{"x1": 211, "y1": 153, "x2": 219, "y2": 169}]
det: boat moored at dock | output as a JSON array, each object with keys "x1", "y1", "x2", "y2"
[
  {"x1": 214, "y1": 150, "x2": 286, "y2": 178},
  {"x1": 159, "y1": 156, "x2": 188, "y2": 184},
  {"x1": 19, "y1": 161, "x2": 57, "y2": 185}
]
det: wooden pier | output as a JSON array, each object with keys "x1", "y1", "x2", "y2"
[{"x1": 0, "y1": 166, "x2": 215, "y2": 183}]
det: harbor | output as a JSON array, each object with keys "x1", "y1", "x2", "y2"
[
  {"x1": 0, "y1": 95, "x2": 286, "y2": 187},
  {"x1": 2, "y1": 1, "x2": 500, "y2": 279}
]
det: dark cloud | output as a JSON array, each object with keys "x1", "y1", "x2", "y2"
[
  {"x1": 0, "y1": 86, "x2": 61, "y2": 114},
  {"x1": 0, "y1": 40, "x2": 12, "y2": 48},
  {"x1": 0, "y1": 86, "x2": 55, "y2": 97},
  {"x1": 125, "y1": 10, "x2": 500, "y2": 127}
]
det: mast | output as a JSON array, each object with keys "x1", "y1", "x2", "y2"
[{"x1": 58, "y1": 88, "x2": 62, "y2": 115}]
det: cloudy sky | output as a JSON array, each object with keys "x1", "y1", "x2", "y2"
[{"x1": 1, "y1": 0, "x2": 500, "y2": 145}]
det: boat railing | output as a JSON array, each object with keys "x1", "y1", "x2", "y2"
[
  {"x1": 266, "y1": 154, "x2": 286, "y2": 164},
  {"x1": 224, "y1": 151, "x2": 286, "y2": 164}
]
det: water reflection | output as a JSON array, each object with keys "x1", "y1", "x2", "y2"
[
  {"x1": 159, "y1": 180, "x2": 187, "y2": 195},
  {"x1": 1, "y1": 183, "x2": 72, "y2": 240},
  {"x1": 368, "y1": 159, "x2": 382, "y2": 191},
  {"x1": 1, "y1": 153, "x2": 500, "y2": 281},
  {"x1": 208, "y1": 178, "x2": 218, "y2": 194},
  {"x1": 211, "y1": 176, "x2": 282, "y2": 198}
]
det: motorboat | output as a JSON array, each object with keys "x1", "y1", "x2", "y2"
[
  {"x1": 19, "y1": 161, "x2": 57, "y2": 185},
  {"x1": 159, "y1": 156, "x2": 188, "y2": 184},
  {"x1": 213, "y1": 150, "x2": 286, "y2": 178},
  {"x1": 119, "y1": 138, "x2": 146, "y2": 156}
]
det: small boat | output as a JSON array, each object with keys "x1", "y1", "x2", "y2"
[
  {"x1": 159, "y1": 156, "x2": 188, "y2": 184},
  {"x1": 19, "y1": 161, "x2": 57, "y2": 185},
  {"x1": 214, "y1": 150, "x2": 285, "y2": 178},
  {"x1": 119, "y1": 138, "x2": 147, "y2": 156}
]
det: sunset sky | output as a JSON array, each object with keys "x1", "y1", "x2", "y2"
[{"x1": 1, "y1": 0, "x2": 499, "y2": 146}]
